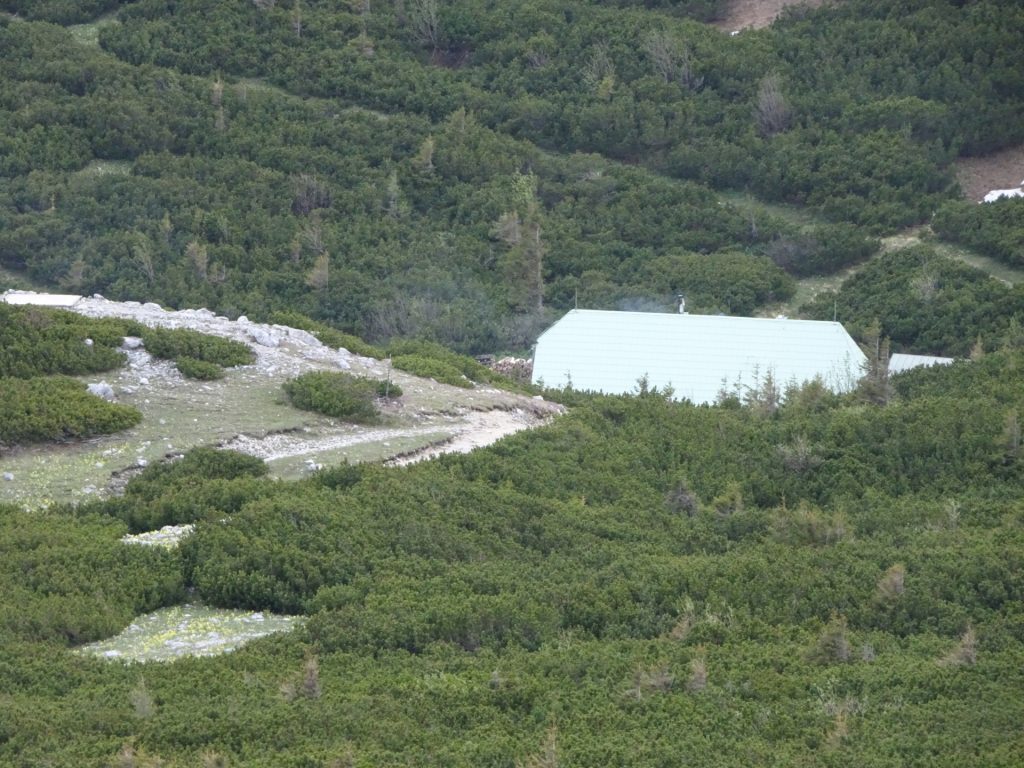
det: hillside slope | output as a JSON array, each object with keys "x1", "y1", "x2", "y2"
[{"x1": 0, "y1": 291, "x2": 561, "y2": 510}]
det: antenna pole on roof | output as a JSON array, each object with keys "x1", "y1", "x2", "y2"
[{"x1": 833, "y1": 300, "x2": 837, "y2": 322}]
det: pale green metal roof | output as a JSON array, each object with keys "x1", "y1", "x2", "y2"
[
  {"x1": 889, "y1": 353, "x2": 954, "y2": 374},
  {"x1": 532, "y1": 309, "x2": 866, "y2": 404}
]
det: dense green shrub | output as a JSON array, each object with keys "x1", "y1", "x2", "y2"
[
  {"x1": 388, "y1": 339, "x2": 513, "y2": 386},
  {"x1": 122, "y1": 446, "x2": 268, "y2": 503},
  {"x1": 86, "y1": 446, "x2": 272, "y2": 532},
  {"x1": 6, "y1": 352, "x2": 1024, "y2": 766},
  {"x1": 0, "y1": 0, "x2": 125, "y2": 24},
  {"x1": 642, "y1": 250, "x2": 796, "y2": 314},
  {"x1": 0, "y1": 376, "x2": 141, "y2": 444},
  {"x1": 390, "y1": 354, "x2": 472, "y2": 388},
  {"x1": 267, "y1": 311, "x2": 385, "y2": 359},
  {"x1": 4, "y1": 4, "x2": 1024, "y2": 764},
  {"x1": 375, "y1": 379, "x2": 402, "y2": 398},
  {"x1": 141, "y1": 327, "x2": 254, "y2": 367},
  {"x1": 282, "y1": 371, "x2": 384, "y2": 422},
  {"x1": 0, "y1": 503, "x2": 183, "y2": 644},
  {"x1": 802, "y1": 247, "x2": 1024, "y2": 356},
  {"x1": 175, "y1": 355, "x2": 224, "y2": 380},
  {"x1": 92, "y1": 475, "x2": 274, "y2": 533},
  {"x1": 765, "y1": 224, "x2": 880, "y2": 277},
  {"x1": 0, "y1": 305, "x2": 140, "y2": 378},
  {"x1": 933, "y1": 198, "x2": 1024, "y2": 268}
]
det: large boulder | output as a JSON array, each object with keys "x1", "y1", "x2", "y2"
[
  {"x1": 87, "y1": 381, "x2": 116, "y2": 401},
  {"x1": 250, "y1": 328, "x2": 282, "y2": 347}
]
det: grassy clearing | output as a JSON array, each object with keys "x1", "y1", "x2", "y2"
[
  {"x1": 77, "y1": 604, "x2": 303, "y2": 662},
  {"x1": 76, "y1": 159, "x2": 131, "y2": 177},
  {"x1": 0, "y1": 367, "x2": 313, "y2": 509},
  {"x1": 67, "y1": 12, "x2": 119, "y2": 46},
  {"x1": 931, "y1": 242, "x2": 1024, "y2": 285},
  {"x1": 236, "y1": 77, "x2": 389, "y2": 120},
  {"x1": 762, "y1": 223, "x2": 1024, "y2": 319},
  {"x1": 718, "y1": 189, "x2": 825, "y2": 228},
  {"x1": 882, "y1": 226, "x2": 1024, "y2": 285}
]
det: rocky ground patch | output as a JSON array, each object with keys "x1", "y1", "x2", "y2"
[{"x1": 0, "y1": 292, "x2": 564, "y2": 510}]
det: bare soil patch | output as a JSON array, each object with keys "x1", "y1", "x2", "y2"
[
  {"x1": 955, "y1": 144, "x2": 1024, "y2": 202},
  {"x1": 713, "y1": 0, "x2": 827, "y2": 31}
]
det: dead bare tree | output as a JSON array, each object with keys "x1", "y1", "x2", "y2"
[
  {"x1": 292, "y1": 0, "x2": 303, "y2": 39},
  {"x1": 408, "y1": 0, "x2": 440, "y2": 51},
  {"x1": 756, "y1": 78, "x2": 787, "y2": 132},
  {"x1": 291, "y1": 173, "x2": 332, "y2": 216},
  {"x1": 642, "y1": 31, "x2": 703, "y2": 91},
  {"x1": 306, "y1": 252, "x2": 330, "y2": 293},
  {"x1": 755, "y1": 73, "x2": 792, "y2": 136},
  {"x1": 186, "y1": 241, "x2": 208, "y2": 281},
  {"x1": 582, "y1": 43, "x2": 615, "y2": 96}
]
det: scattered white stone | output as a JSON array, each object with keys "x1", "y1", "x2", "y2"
[
  {"x1": 139, "y1": 377, "x2": 149, "y2": 385},
  {"x1": 237, "y1": 315, "x2": 249, "y2": 324},
  {"x1": 983, "y1": 187, "x2": 1024, "y2": 203},
  {"x1": 2, "y1": 472, "x2": 13, "y2": 482},
  {"x1": 122, "y1": 336, "x2": 144, "y2": 349},
  {"x1": 142, "y1": 302, "x2": 163, "y2": 311},
  {"x1": 84, "y1": 338, "x2": 94, "y2": 347},
  {"x1": 136, "y1": 458, "x2": 149, "y2": 468}
]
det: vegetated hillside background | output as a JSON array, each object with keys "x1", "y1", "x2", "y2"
[
  {"x1": 1, "y1": 0, "x2": 1022, "y2": 353},
  {"x1": 3, "y1": 349, "x2": 1024, "y2": 766},
  {"x1": 3, "y1": 2, "x2": 1024, "y2": 766}
]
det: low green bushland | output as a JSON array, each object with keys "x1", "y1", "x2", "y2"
[
  {"x1": 0, "y1": 376, "x2": 141, "y2": 444},
  {"x1": 390, "y1": 354, "x2": 472, "y2": 388},
  {"x1": 85, "y1": 447, "x2": 270, "y2": 533},
  {"x1": 763, "y1": 223, "x2": 880, "y2": 277},
  {"x1": 141, "y1": 327, "x2": 254, "y2": 368},
  {"x1": 0, "y1": 304, "x2": 141, "y2": 378},
  {"x1": 282, "y1": 371, "x2": 387, "y2": 422},
  {"x1": 0, "y1": 503, "x2": 183, "y2": 645},
  {"x1": 933, "y1": 197, "x2": 1024, "y2": 269},
  {"x1": 802, "y1": 246, "x2": 1024, "y2": 356},
  {"x1": 174, "y1": 355, "x2": 224, "y2": 380},
  {"x1": 4, "y1": 350, "x2": 1024, "y2": 765},
  {"x1": 267, "y1": 311, "x2": 385, "y2": 359},
  {"x1": 387, "y1": 339, "x2": 519, "y2": 390}
]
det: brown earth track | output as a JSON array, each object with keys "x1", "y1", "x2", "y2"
[
  {"x1": 712, "y1": 0, "x2": 827, "y2": 31},
  {"x1": 955, "y1": 144, "x2": 1024, "y2": 202}
]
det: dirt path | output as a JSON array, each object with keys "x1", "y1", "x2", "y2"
[
  {"x1": 386, "y1": 409, "x2": 553, "y2": 466},
  {"x1": 955, "y1": 144, "x2": 1024, "y2": 202},
  {"x1": 713, "y1": 0, "x2": 827, "y2": 31}
]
